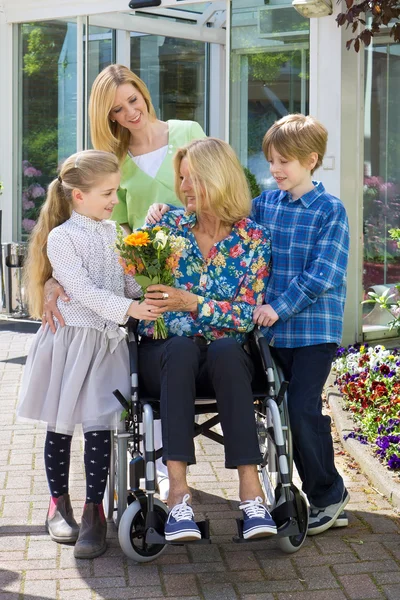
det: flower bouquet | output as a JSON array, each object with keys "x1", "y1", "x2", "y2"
[{"x1": 115, "y1": 225, "x2": 187, "y2": 339}]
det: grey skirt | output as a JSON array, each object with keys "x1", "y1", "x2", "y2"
[{"x1": 17, "y1": 324, "x2": 130, "y2": 435}]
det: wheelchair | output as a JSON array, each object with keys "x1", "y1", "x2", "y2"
[{"x1": 103, "y1": 323, "x2": 309, "y2": 562}]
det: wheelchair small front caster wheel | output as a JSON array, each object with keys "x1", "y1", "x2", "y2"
[
  {"x1": 118, "y1": 498, "x2": 168, "y2": 562},
  {"x1": 276, "y1": 491, "x2": 309, "y2": 554}
]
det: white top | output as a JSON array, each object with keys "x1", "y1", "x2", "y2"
[
  {"x1": 129, "y1": 145, "x2": 168, "y2": 178},
  {"x1": 47, "y1": 211, "x2": 141, "y2": 333}
]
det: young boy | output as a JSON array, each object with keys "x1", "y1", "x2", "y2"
[{"x1": 252, "y1": 114, "x2": 350, "y2": 535}]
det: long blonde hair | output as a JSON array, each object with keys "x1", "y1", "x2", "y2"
[
  {"x1": 89, "y1": 64, "x2": 157, "y2": 164},
  {"x1": 25, "y1": 150, "x2": 119, "y2": 319},
  {"x1": 173, "y1": 138, "x2": 252, "y2": 225}
]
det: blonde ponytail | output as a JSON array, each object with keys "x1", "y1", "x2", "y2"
[{"x1": 24, "y1": 149, "x2": 119, "y2": 319}]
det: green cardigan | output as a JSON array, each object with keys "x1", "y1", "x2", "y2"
[{"x1": 112, "y1": 120, "x2": 206, "y2": 230}]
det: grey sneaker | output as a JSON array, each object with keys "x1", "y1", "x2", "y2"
[
  {"x1": 308, "y1": 489, "x2": 350, "y2": 536},
  {"x1": 331, "y1": 510, "x2": 349, "y2": 528}
]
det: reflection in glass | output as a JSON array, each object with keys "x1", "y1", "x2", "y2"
[
  {"x1": 86, "y1": 26, "x2": 115, "y2": 147},
  {"x1": 363, "y1": 43, "x2": 400, "y2": 333},
  {"x1": 131, "y1": 35, "x2": 206, "y2": 128},
  {"x1": 231, "y1": 1, "x2": 309, "y2": 191},
  {"x1": 20, "y1": 20, "x2": 77, "y2": 239}
]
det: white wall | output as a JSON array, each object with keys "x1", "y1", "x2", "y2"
[{"x1": 310, "y1": 2, "x2": 364, "y2": 345}]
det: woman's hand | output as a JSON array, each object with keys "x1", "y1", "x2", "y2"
[
  {"x1": 42, "y1": 278, "x2": 70, "y2": 333},
  {"x1": 145, "y1": 284, "x2": 198, "y2": 313},
  {"x1": 128, "y1": 300, "x2": 159, "y2": 321},
  {"x1": 145, "y1": 203, "x2": 170, "y2": 224},
  {"x1": 253, "y1": 304, "x2": 279, "y2": 328}
]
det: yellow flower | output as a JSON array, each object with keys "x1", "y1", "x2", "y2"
[
  {"x1": 124, "y1": 231, "x2": 150, "y2": 247},
  {"x1": 213, "y1": 253, "x2": 226, "y2": 267},
  {"x1": 253, "y1": 279, "x2": 264, "y2": 293},
  {"x1": 153, "y1": 226, "x2": 162, "y2": 232},
  {"x1": 202, "y1": 304, "x2": 211, "y2": 317},
  {"x1": 360, "y1": 345, "x2": 365, "y2": 353}
]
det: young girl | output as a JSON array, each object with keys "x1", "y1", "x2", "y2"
[{"x1": 18, "y1": 149, "x2": 156, "y2": 559}]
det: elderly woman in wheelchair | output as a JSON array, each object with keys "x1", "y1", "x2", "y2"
[{"x1": 140, "y1": 138, "x2": 276, "y2": 542}]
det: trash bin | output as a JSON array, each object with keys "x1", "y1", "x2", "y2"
[{"x1": 0, "y1": 242, "x2": 29, "y2": 317}]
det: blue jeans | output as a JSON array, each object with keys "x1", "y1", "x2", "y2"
[{"x1": 271, "y1": 344, "x2": 344, "y2": 508}]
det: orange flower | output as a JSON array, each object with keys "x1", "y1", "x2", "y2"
[{"x1": 124, "y1": 231, "x2": 150, "y2": 246}]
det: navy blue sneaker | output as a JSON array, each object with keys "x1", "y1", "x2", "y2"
[
  {"x1": 164, "y1": 494, "x2": 201, "y2": 542},
  {"x1": 239, "y1": 496, "x2": 277, "y2": 539},
  {"x1": 308, "y1": 488, "x2": 350, "y2": 536}
]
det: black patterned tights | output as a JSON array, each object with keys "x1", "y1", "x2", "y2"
[{"x1": 44, "y1": 430, "x2": 111, "y2": 504}]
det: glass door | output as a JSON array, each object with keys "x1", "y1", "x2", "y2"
[
  {"x1": 362, "y1": 41, "x2": 400, "y2": 337},
  {"x1": 230, "y1": 1, "x2": 309, "y2": 191}
]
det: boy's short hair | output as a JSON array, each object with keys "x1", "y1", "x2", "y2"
[{"x1": 262, "y1": 114, "x2": 327, "y2": 174}]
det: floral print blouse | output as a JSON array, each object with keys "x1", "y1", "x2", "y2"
[{"x1": 138, "y1": 210, "x2": 271, "y2": 344}]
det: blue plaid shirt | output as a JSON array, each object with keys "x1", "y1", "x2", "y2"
[{"x1": 252, "y1": 181, "x2": 349, "y2": 348}]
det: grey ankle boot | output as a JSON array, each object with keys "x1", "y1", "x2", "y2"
[
  {"x1": 74, "y1": 503, "x2": 107, "y2": 559},
  {"x1": 45, "y1": 494, "x2": 79, "y2": 543}
]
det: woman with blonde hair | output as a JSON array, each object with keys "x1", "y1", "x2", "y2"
[
  {"x1": 18, "y1": 150, "x2": 157, "y2": 559},
  {"x1": 138, "y1": 138, "x2": 277, "y2": 542},
  {"x1": 89, "y1": 63, "x2": 206, "y2": 232}
]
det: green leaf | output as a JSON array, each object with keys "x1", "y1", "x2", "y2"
[{"x1": 134, "y1": 275, "x2": 152, "y2": 289}]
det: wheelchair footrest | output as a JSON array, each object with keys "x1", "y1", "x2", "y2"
[
  {"x1": 145, "y1": 520, "x2": 211, "y2": 546},
  {"x1": 232, "y1": 518, "x2": 275, "y2": 544}
]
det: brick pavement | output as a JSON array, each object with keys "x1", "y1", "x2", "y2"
[{"x1": 0, "y1": 327, "x2": 399, "y2": 600}]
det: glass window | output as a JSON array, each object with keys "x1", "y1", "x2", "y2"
[
  {"x1": 20, "y1": 19, "x2": 77, "y2": 239},
  {"x1": 362, "y1": 42, "x2": 400, "y2": 335},
  {"x1": 86, "y1": 25, "x2": 115, "y2": 147},
  {"x1": 131, "y1": 35, "x2": 207, "y2": 129},
  {"x1": 230, "y1": 1, "x2": 309, "y2": 192}
]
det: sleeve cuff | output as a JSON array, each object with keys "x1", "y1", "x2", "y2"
[{"x1": 270, "y1": 297, "x2": 293, "y2": 323}]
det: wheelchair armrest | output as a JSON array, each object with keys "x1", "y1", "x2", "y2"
[
  {"x1": 252, "y1": 327, "x2": 274, "y2": 374},
  {"x1": 251, "y1": 328, "x2": 276, "y2": 396}
]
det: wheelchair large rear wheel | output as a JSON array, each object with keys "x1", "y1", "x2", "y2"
[
  {"x1": 118, "y1": 498, "x2": 168, "y2": 562},
  {"x1": 276, "y1": 491, "x2": 309, "y2": 554}
]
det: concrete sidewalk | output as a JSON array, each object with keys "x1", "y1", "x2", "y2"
[{"x1": 0, "y1": 327, "x2": 400, "y2": 600}]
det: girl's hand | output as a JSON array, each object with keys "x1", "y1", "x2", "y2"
[
  {"x1": 253, "y1": 304, "x2": 279, "y2": 328},
  {"x1": 43, "y1": 278, "x2": 70, "y2": 333},
  {"x1": 127, "y1": 300, "x2": 159, "y2": 321},
  {"x1": 145, "y1": 203, "x2": 170, "y2": 224},
  {"x1": 145, "y1": 284, "x2": 198, "y2": 313}
]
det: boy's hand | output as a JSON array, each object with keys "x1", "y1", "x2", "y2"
[
  {"x1": 145, "y1": 203, "x2": 170, "y2": 224},
  {"x1": 253, "y1": 304, "x2": 279, "y2": 328}
]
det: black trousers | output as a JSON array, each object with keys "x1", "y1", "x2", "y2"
[
  {"x1": 138, "y1": 336, "x2": 262, "y2": 469},
  {"x1": 271, "y1": 344, "x2": 344, "y2": 508}
]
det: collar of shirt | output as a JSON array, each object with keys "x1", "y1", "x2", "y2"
[
  {"x1": 178, "y1": 211, "x2": 253, "y2": 242},
  {"x1": 70, "y1": 210, "x2": 112, "y2": 232},
  {"x1": 278, "y1": 180, "x2": 325, "y2": 208}
]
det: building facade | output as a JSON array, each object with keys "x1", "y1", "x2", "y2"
[{"x1": 0, "y1": 0, "x2": 399, "y2": 345}]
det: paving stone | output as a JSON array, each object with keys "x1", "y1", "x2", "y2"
[
  {"x1": 382, "y1": 584, "x2": 400, "y2": 600},
  {"x1": 201, "y1": 583, "x2": 238, "y2": 600},
  {"x1": 276, "y1": 592, "x2": 347, "y2": 600},
  {"x1": 162, "y1": 573, "x2": 199, "y2": 596},
  {"x1": 338, "y1": 574, "x2": 383, "y2": 599}
]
